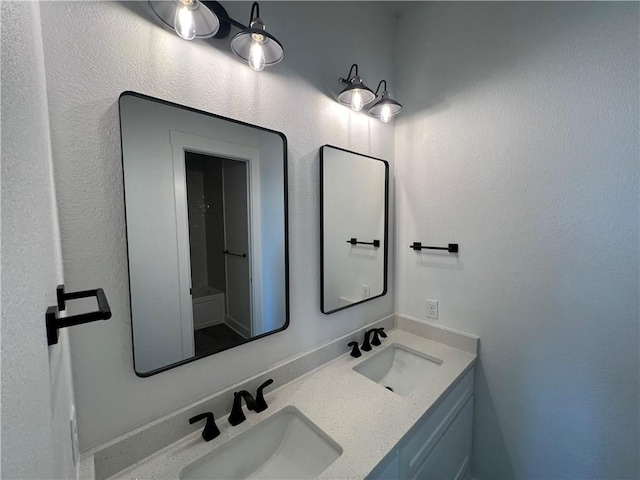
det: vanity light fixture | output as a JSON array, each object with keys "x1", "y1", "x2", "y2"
[
  {"x1": 148, "y1": 1, "x2": 283, "y2": 71},
  {"x1": 338, "y1": 64, "x2": 376, "y2": 112},
  {"x1": 230, "y1": 2, "x2": 284, "y2": 72},
  {"x1": 369, "y1": 80, "x2": 402, "y2": 123}
]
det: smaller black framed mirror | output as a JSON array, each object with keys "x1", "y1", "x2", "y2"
[{"x1": 320, "y1": 145, "x2": 389, "y2": 314}]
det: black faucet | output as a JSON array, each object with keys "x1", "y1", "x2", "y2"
[
  {"x1": 371, "y1": 327, "x2": 387, "y2": 346},
  {"x1": 189, "y1": 412, "x2": 220, "y2": 441},
  {"x1": 254, "y1": 379, "x2": 274, "y2": 413},
  {"x1": 362, "y1": 327, "x2": 387, "y2": 351},
  {"x1": 348, "y1": 341, "x2": 362, "y2": 357},
  {"x1": 361, "y1": 329, "x2": 377, "y2": 351},
  {"x1": 229, "y1": 390, "x2": 257, "y2": 426}
]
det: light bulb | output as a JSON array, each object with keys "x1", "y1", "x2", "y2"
[
  {"x1": 175, "y1": 1, "x2": 196, "y2": 40},
  {"x1": 380, "y1": 104, "x2": 392, "y2": 123},
  {"x1": 248, "y1": 40, "x2": 266, "y2": 71},
  {"x1": 351, "y1": 90, "x2": 364, "y2": 112}
]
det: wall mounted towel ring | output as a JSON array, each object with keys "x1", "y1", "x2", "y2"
[{"x1": 46, "y1": 284, "x2": 111, "y2": 345}]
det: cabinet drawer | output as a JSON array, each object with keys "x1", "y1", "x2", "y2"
[
  {"x1": 412, "y1": 396, "x2": 473, "y2": 480},
  {"x1": 400, "y1": 369, "x2": 474, "y2": 477}
]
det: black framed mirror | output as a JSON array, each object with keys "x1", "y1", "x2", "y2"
[
  {"x1": 320, "y1": 145, "x2": 389, "y2": 314},
  {"x1": 119, "y1": 92, "x2": 289, "y2": 376}
]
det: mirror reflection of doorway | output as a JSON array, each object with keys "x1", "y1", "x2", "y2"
[{"x1": 184, "y1": 152, "x2": 251, "y2": 356}]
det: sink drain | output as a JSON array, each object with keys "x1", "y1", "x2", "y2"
[{"x1": 385, "y1": 386, "x2": 394, "y2": 392}]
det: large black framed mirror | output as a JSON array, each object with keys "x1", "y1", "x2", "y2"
[
  {"x1": 320, "y1": 145, "x2": 389, "y2": 314},
  {"x1": 119, "y1": 92, "x2": 289, "y2": 376}
]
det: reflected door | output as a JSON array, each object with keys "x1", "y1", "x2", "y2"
[{"x1": 222, "y1": 160, "x2": 252, "y2": 338}]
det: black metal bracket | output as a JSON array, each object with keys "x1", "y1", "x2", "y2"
[
  {"x1": 347, "y1": 238, "x2": 380, "y2": 248},
  {"x1": 223, "y1": 250, "x2": 247, "y2": 258},
  {"x1": 46, "y1": 284, "x2": 111, "y2": 346},
  {"x1": 200, "y1": 1, "x2": 247, "y2": 38},
  {"x1": 410, "y1": 242, "x2": 459, "y2": 253},
  {"x1": 339, "y1": 64, "x2": 359, "y2": 84}
]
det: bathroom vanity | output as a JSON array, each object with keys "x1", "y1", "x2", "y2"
[
  {"x1": 368, "y1": 369, "x2": 473, "y2": 480},
  {"x1": 80, "y1": 315, "x2": 477, "y2": 480}
]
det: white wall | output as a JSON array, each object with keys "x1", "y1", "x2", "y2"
[
  {"x1": 0, "y1": 2, "x2": 77, "y2": 478},
  {"x1": 38, "y1": 1, "x2": 396, "y2": 450},
  {"x1": 395, "y1": 3, "x2": 639, "y2": 479}
]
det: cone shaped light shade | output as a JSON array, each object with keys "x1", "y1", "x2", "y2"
[
  {"x1": 149, "y1": 0, "x2": 220, "y2": 39},
  {"x1": 231, "y1": 25, "x2": 284, "y2": 68},
  {"x1": 338, "y1": 78, "x2": 376, "y2": 111},
  {"x1": 369, "y1": 93, "x2": 402, "y2": 122}
]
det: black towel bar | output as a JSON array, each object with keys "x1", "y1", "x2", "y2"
[
  {"x1": 46, "y1": 284, "x2": 111, "y2": 345},
  {"x1": 347, "y1": 238, "x2": 380, "y2": 248},
  {"x1": 410, "y1": 242, "x2": 459, "y2": 253},
  {"x1": 223, "y1": 250, "x2": 247, "y2": 258}
]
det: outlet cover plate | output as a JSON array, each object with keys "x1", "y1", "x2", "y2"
[{"x1": 426, "y1": 299, "x2": 438, "y2": 319}]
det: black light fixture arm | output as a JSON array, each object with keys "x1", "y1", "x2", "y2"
[
  {"x1": 225, "y1": 16, "x2": 247, "y2": 31},
  {"x1": 340, "y1": 64, "x2": 359, "y2": 84},
  {"x1": 374, "y1": 80, "x2": 387, "y2": 96},
  {"x1": 249, "y1": 2, "x2": 259, "y2": 22},
  {"x1": 214, "y1": 1, "x2": 258, "y2": 30},
  {"x1": 200, "y1": 1, "x2": 247, "y2": 32}
]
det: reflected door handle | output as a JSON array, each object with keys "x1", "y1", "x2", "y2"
[{"x1": 223, "y1": 250, "x2": 247, "y2": 258}]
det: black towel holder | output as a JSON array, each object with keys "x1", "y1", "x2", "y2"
[
  {"x1": 223, "y1": 250, "x2": 247, "y2": 258},
  {"x1": 46, "y1": 284, "x2": 111, "y2": 345},
  {"x1": 347, "y1": 238, "x2": 380, "y2": 248},
  {"x1": 410, "y1": 242, "x2": 459, "y2": 253}
]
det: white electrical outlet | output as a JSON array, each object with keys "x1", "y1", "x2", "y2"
[
  {"x1": 426, "y1": 299, "x2": 438, "y2": 319},
  {"x1": 361, "y1": 284, "x2": 370, "y2": 299},
  {"x1": 70, "y1": 405, "x2": 79, "y2": 466}
]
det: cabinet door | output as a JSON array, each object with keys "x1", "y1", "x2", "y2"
[
  {"x1": 412, "y1": 396, "x2": 473, "y2": 480},
  {"x1": 400, "y1": 370, "x2": 474, "y2": 478},
  {"x1": 368, "y1": 451, "x2": 400, "y2": 480}
]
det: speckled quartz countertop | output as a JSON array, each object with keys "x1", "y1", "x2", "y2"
[{"x1": 113, "y1": 325, "x2": 477, "y2": 480}]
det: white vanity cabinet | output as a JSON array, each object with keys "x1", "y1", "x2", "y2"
[{"x1": 368, "y1": 368, "x2": 474, "y2": 480}]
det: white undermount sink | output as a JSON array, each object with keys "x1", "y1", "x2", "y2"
[
  {"x1": 180, "y1": 406, "x2": 342, "y2": 479},
  {"x1": 353, "y1": 344, "x2": 443, "y2": 396}
]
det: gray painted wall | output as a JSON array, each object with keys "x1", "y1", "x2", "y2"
[
  {"x1": 1, "y1": 2, "x2": 76, "y2": 478},
  {"x1": 395, "y1": 3, "x2": 639, "y2": 479}
]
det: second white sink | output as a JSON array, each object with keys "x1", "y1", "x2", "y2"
[
  {"x1": 180, "y1": 406, "x2": 342, "y2": 479},
  {"x1": 353, "y1": 344, "x2": 443, "y2": 396}
]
